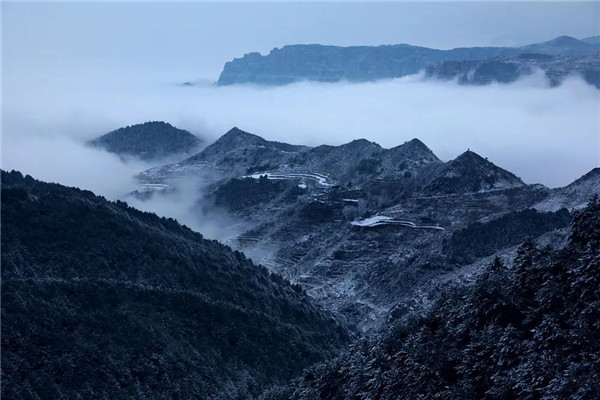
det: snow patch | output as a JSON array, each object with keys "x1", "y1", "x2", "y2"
[
  {"x1": 351, "y1": 215, "x2": 445, "y2": 230},
  {"x1": 350, "y1": 216, "x2": 394, "y2": 227},
  {"x1": 244, "y1": 171, "x2": 335, "y2": 187}
]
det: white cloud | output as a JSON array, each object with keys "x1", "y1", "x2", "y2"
[{"x1": 4, "y1": 71, "x2": 597, "y2": 190}]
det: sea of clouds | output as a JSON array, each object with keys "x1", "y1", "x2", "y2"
[{"x1": 4, "y1": 71, "x2": 598, "y2": 190}]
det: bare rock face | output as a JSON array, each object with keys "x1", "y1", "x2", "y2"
[
  {"x1": 426, "y1": 52, "x2": 600, "y2": 88},
  {"x1": 217, "y1": 44, "x2": 520, "y2": 86},
  {"x1": 216, "y1": 36, "x2": 600, "y2": 87}
]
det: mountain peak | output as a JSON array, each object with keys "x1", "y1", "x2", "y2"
[
  {"x1": 455, "y1": 149, "x2": 485, "y2": 161},
  {"x1": 345, "y1": 138, "x2": 381, "y2": 149},
  {"x1": 386, "y1": 138, "x2": 441, "y2": 165},
  {"x1": 546, "y1": 35, "x2": 587, "y2": 46},
  {"x1": 522, "y1": 35, "x2": 593, "y2": 55},
  {"x1": 137, "y1": 120, "x2": 173, "y2": 129},
  {"x1": 217, "y1": 126, "x2": 268, "y2": 145},
  {"x1": 404, "y1": 138, "x2": 437, "y2": 155},
  {"x1": 88, "y1": 121, "x2": 202, "y2": 161},
  {"x1": 422, "y1": 150, "x2": 524, "y2": 195},
  {"x1": 406, "y1": 137, "x2": 427, "y2": 147},
  {"x1": 180, "y1": 127, "x2": 307, "y2": 169},
  {"x1": 223, "y1": 126, "x2": 257, "y2": 138},
  {"x1": 451, "y1": 150, "x2": 518, "y2": 174}
]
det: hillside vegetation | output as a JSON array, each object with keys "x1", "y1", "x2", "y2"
[
  {"x1": 1, "y1": 170, "x2": 349, "y2": 400},
  {"x1": 266, "y1": 197, "x2": 600, "y2": 399}
]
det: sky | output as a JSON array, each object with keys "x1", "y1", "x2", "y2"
[
  {"x1": 1, "y1": 1, "x2": 599, "y2": 196},
  {"x1": 3, "y1": 2, "x2": 599, "y2": 79}
]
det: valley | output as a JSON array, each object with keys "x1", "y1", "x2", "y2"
[
  {"x1": 3, "y1": 3, "x2": 599, "y2": 397},
  {"x1": 130, "y1": 126, "x2": 599, "y2": 332}
]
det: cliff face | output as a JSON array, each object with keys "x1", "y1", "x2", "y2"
[
  {"x1": 216, "y1": 36, "x2": 600, "y2": 86},
  {"x1": 217, "y1": 44, "x2": 521, "y2": 86},
  {"x1": 425, "y1": 52, "x2": 600, "y2": 88}
]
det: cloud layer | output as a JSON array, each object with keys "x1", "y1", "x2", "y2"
[{"x1": 3, "y1": 72, "x2": 598, "y2": 193}]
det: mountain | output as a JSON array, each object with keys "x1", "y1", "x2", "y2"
[
  {"x1": 284, "y1": 138, "x2": 441, "y2": 186},
  {"x1": 582, "y1": 35, "x2": 600, "y2": 45},
  {"x1": 425, "y1": 52, "x2": 600, "y2": 88},
  {"x1": 522, "y1": 35, "x2": 598, "y2": 56},
  {"x1": 216, "y1": 44, "x2": 520, "y2": 86},
  {"x1": 88, "y1": 121, "x2": 204, "y2": 161},
  {"x1": 534, "y1": 168, "x2": 600, "y2": 211},
  {"x1": 135, "y1": 127, "x2": 600, "y2": 332},
  {"x1": 419, "y1": 150, "x2": 525, "y2": 196},
  {"x1": 215, "y1": 36, "x2": 600, "y2": 86},
  {"x1": 185, "y1": 127, "x2": 308, "y2": 170},
  {"x1": 138, "y1": 130, "x2": 440, "y2": 191},
  {"x1": 138, "y1": 127, "x2": 309, "y2": 187},
  {"x1": 220, "y1": 149, "x2": 550, "y2": 331},
  {"x1": 263, "y1": 198, "x2": 600, "y2": 399},
  {"x1": 1, "y1": 170, "x2": 349, "y2": 399}
]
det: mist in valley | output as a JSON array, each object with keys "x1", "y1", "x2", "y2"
[
  {"x1": 2, "y1": 1, "x2": 599, "y2": 241},
  {"x1": 4, "y1": 3, "x2": 600, "y2": 398}
]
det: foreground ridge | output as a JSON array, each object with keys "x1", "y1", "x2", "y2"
[
  {"x1": 265, "y1": 197, "x2": 600, "y2": 399},
  {"x1": 1, "y1": 170, "x2": 349, "y2": 400}
]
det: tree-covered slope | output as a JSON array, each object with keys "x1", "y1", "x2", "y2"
[
  {"x1": 88, "y1": 121, "x2": 203, "y2": 160},
  {"x1": 448, "y1": 207, "x2": 571, "y2": 263},
  {"x1": 267, "y1": 197, "x2": 600, "y2": 400},
  {"x1": 0, "y1": 170, "x2": 349, "y2": 400}
]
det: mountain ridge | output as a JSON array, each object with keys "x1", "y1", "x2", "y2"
[
  {"x1": 425, "y1": 51, "x2": 600, "y2": 87},
  {"x1": 263, "y1": 197, "x2": 600, "y2": 399},
  {"x1": 1, "y1": 169, "x2": 350, "y2": 399},
  {"x1": 216, "y1": 36, "x2": 600, "y2": 86},
  {"x1": 133, "y1": 126, "x2": 599, "y2": 331}
]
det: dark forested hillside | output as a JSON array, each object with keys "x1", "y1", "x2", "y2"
[
  {"x1": 448, "y1": 208, "x2": 571, "y2": 263},
  {"x1": 88, "y1": 121, "x2": 203, "y2": 160},
  {"x1": 266, "y1": 197, "x2": 600, "y2": 400},
  {"x1": 210, "y1": 176, "x2": 302, "y2": 212},
  {"x1": 0, "y1": 170, "x2": 349, "y2": 400}
]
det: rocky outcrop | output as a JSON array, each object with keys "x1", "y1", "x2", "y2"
[
  {"x1": 426, "y1": 52, "x2": 600, "y2": 87},
  {"x1": 216, "y1": 36, "x2": 600, "y2": 86}
]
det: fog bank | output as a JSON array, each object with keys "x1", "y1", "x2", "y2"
[{"x1": 3, "y1": 72, "x2": 598, "y2": 191}]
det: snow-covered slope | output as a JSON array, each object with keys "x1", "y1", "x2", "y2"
[
  {"x1": 535, "y1": 168, "x2": 600, "y2": 211},
  {"x1": 138, "y1": 127, "x2": 309, "y2": 185},
  {"x1": 134, "y1": 127, "x2": 593, "y2": 332},
  {"x1": 420, "y1": 150, "x2": 525, "y2": 196}
]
